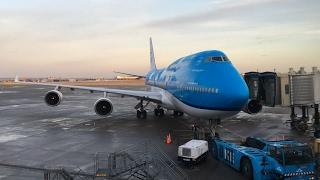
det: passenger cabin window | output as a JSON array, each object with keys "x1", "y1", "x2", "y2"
[{"x1": 208, "y1": 56, "x2": 230, "y2": 62}]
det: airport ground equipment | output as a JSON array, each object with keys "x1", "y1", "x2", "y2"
[
  {"x1": 0, "y1": 142, "x2": 188, "y2": 180},
  {"x1": 288, "y1": 67, "x2": 320, "y2": 137},
  {"x1": 211, "y1": 137, "x2": 316, "y2": 180},
  {"x1": 0, "y1": 162, "x2": 95, "y2": 180},
  {"x1": 177, "y1": 140, "x2": 209, "y2": 164},
  {"x1": 94, "y1": 141, "x2": 188, "y2": 180}
]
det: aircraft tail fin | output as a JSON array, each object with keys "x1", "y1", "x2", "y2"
[
  {"x1": 149, "y1": 37, "x2": 157, "y2": 70},
  {"x1": 14, "y1": 75, "x2": 19, "y2": 83}
]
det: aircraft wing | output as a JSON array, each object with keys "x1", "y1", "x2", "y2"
[{"x1": 14, "y1": 77, "x2": 161, "y2": 103}]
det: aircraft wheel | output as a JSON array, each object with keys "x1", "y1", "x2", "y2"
[
  {"x1": 154, "y1": 108, "x2": 159, "y2": 117},
  {"x1": 159, "y1": 108, "x2": 164, "y2": 116},
  {"x1": 173, "y1": 111, "x2": 184, "y2": 117},
  {"x1": 137, "y1": 109, "x2": 141, "y2": 119},
  {"x1": 241, "y1": 158, "x2": 253, "y2": 180},
  {"x1": 137, "y1": 109, "x2": 147, "y2": 119},
  {"x1": 141, "y1": 110, "x2": 147, "y2": 119},
  {"x1": 155, "y1": 108, "x2": 164, "y2": 117}
]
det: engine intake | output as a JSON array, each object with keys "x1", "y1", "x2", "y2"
[
  {"x1": 243, "y1": 99, "x2": 262, "y2": 114},
  {"x1": 45, "y1": 90, "x2": 63, "y2": 106},
  {"x1": 94, "y1": 98, "x2": 113, "y2": 116}
]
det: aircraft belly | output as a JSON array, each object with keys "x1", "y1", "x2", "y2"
[{"x1": 165, "y1": 90, "x2": 239, "y2": 119}]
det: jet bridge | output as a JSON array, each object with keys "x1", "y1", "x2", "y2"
[
  {"x1": 288, "y1": 67, "x2": 320, "y2": 137},
  {"x1": 244, "y1": 68, "x2": 320, "y2": 137},
  {"x1": 244, "y1": 71, "x2": 281, "y2": 107}
]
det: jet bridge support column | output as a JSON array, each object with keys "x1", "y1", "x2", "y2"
[
  {"x1": 302, "y1": 106, "x2": 308, "y2": 119},
  {"x1": 314, "y1": 104, "x2": 320, "y2": 138},
  {"x1": 289, "y1": 106, "x2": 309, "y2": 132},
  {"x1": 314, "y1": 104, "x2": 319, "y2": 125},
  {"x1": 290, "y1": 106, "x2": 296, "y2": 119}
]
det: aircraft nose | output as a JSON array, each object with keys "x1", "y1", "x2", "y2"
[
  {"x1": 223, "y1": 80, "x2": 249, "y2": 110},
  {"x1": 234, "y1": 85, "x2": 249, "y2": 107}
]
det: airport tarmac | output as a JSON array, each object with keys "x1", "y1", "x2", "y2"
[{"x1": 0, "y1": 85, "x2": 313, "y2": 179}]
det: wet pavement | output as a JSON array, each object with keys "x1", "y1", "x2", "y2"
[{"x1": 0, "y1": 85, "x2": 313, "y2": 179}]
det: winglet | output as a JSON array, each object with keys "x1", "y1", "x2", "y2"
[
  {"x1": 149, "y1": 37, "x2": 157, "y2": 70},
  {"x1": 14, "y1": 75, "x2": 19, "y2": 83}
]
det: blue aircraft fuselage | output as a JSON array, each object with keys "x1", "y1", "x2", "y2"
[{"x1": 145, "y1": 50, "x2": 249, "y2": 119}]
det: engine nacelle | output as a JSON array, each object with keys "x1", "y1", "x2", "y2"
[
  {"x1": 45, "y1": 90, "x2": 63, "y2": 106},
  {"x1": 242, "y1": 99, "x2": 262, "y2": 114},
  {"x1": 94, "y1": 98, "x2": 113, "y2": 116}
]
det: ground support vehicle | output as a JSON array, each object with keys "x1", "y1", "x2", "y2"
[
  {"x1": 178, "y1": 140, "x2": 208, "y2": 165},
  {"x1": 211, "y1": 137, "x2": 316, "y2": 179}
]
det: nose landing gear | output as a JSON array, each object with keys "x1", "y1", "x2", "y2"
[{"x1": 208, "y1": 119, "x2": 220, "y2": 138}]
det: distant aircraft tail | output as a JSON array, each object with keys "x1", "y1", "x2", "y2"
[
  {"x1": 149, "y1": 37, "x2": 157, "y2": 70},
  {"x1": 14, "y1": 75, "x2": 19, "y2": 83}
]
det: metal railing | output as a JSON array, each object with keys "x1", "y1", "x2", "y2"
[
  {"x1": 0, "y1": 141, "x2": 188, "y2": 180},
  {"x1": 94, "y1": 141, "x2": 188, "y2": 180}
]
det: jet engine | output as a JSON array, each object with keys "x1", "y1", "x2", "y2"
[
  {"x1": 242, "y1": 99, "x2": 262, "y2": 114},
  {"x1": 94, "y1": 98, "x2": 113, "y2": 116},
  {"x1": 45, "y1": 90, "x2": 63, "y2": 106}
]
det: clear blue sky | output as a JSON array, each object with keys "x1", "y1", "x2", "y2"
[{"x1": 1, "y1": 0, "x2": 319, "y2": 77}]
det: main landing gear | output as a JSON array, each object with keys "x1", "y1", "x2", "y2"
[
  {"x1": 137, "y1": 109, "x2": 147, "y2": 119},
  {"x1": 136, "y1": 100, "x2": 147, "y2": 119},
  {"x1": 154, "y1": 106, "x2": 165, "y2": 117},
  {"x1": 135, "y1": 100, "x2": 166, "y2": 119},
  {"x1": 135, "y1": 100, "x2": 185, "y2": 119}
]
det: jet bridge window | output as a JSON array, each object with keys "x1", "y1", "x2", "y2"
[{"x1": 208, "y1": 56, "x2": 230, "y2": 62}]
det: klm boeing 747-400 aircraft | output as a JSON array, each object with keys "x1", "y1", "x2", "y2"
[{"x1": 15, "y1": 38, "x2": 262, "y2": 125}]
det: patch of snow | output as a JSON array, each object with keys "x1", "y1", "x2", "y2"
[
  {"x1": 0, "y1": 91, "x2": 18, "y2": 94},
  {"x1": 0, "y1": 134, "x2": 27, "y2": 143}
]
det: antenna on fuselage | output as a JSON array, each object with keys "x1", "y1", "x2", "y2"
[{"x1": 149, "y1": 37, "x2": 157, "y2": 70}]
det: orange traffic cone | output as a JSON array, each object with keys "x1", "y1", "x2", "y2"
[{"x1": 166, "y1": 133, "x2": 172, "y2": 144}]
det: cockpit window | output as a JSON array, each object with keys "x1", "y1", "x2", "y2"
[
  {"x1": 208, "y1": 56, "x2": 230, "y2": 62},
  {"x1": 222, "y1": 56, "x2": 230, "y2": 61}
]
